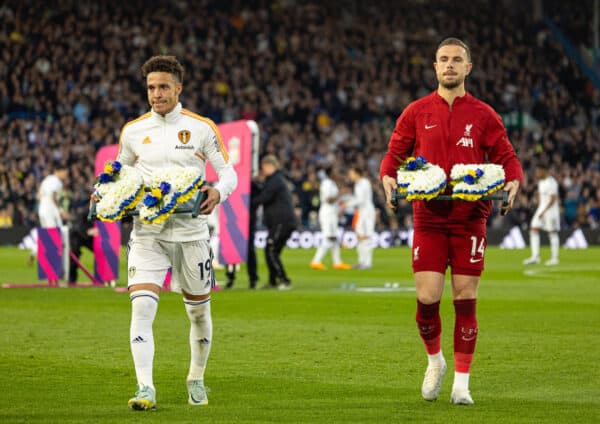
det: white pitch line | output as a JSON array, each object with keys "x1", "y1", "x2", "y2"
[{"x1": 523, "y1": 265, "x2": 600, "y2": 279}]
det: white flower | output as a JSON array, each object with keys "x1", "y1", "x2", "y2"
[
  {"x1": 450, "y1": 164, "x2": 505, "y2": 201},
  {"x1": 94, "y1": 165, "x2": 144, "y2": 221},
  {"x1": 139, "y1": 167, "x2": 203, "y2": 224},
  {"x1": 397, "y1": 162, "x2": 447, "y2": 200}
]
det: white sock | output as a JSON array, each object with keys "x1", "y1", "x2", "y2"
[
  {"x1": 358, "y1": 239, "x2": 372, "y2": 266},
  {"x1": 363, "y1": 240, "x2": 373, "y2": 267},
  {"x1": 453, "y1": 371, "x2": 470, "y2": 391},
  {"x1": 549, "y1": 232, "x2": 559, "y2": 260},
  {"x1": 313, "y1": 238, "x2": 332, "y2": 264},
  {"x1": 332, "y1": 243, "x2": 342, "y2": 265},
  {"x1": 130, "y1": 290, "x2": 159, "y2": 390},
  {"x1": 427, "y1": 351, "x2": 445, "y2": 367},
  {"x1": 530, "y1": 231, "x2": 540, "y2": 259},
  {"x1": 184, "y1": 298, "x2": 212, "y2": 381}
]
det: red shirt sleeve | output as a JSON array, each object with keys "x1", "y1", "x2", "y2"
[
  {"x1": 380, "y1": 105, "x2": 417, "y2": 179},
  {"x1": 483, "y1": 111, "x2": 523, "y2": 183}
]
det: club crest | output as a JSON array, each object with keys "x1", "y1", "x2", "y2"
[{"x1": 178, "y1": 130, "x2": 191, "y2": 144}]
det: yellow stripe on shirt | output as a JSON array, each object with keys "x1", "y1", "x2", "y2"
[
  {"x1": 181, "y1": 109, "x2": 230, "y2": 163},
  {"x1": 117, "y1": 112, "x2": 152, "y2": 155}
]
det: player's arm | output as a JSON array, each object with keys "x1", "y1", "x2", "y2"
[
  {"x1": 116, "y1": 125, "x2": 136, "y2": 166},
  {"x1": 380, "y1": 107, "x2": 416, "y2": 209},
  {"x1": 537, "y1": 193, "x2": 557, "y2": 218},
  {"x1": 484, "y1": 112, "x2": 523, "y2": 215},
  {"x1": 200, "y1": 123, "x2": 238, "y2": 214}
]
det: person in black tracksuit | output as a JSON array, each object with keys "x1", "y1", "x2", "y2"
[{"x1": 251, "y1": 155, "x2": 297, "y2": 289}]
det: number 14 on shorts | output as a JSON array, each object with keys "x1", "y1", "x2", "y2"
[{"x1": 469, "y1": 236, "x2": 485, "y2": 263}]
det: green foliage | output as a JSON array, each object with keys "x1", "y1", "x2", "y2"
[{"x1": 0, "y1": 246, "x2": 599, "y2": 423}]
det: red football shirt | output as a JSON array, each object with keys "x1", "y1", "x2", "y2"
[{"x1": 380, "y1": 91, "x2": 523, "y2": 226}]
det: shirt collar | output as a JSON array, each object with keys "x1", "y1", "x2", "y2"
[
  {"x1": 433, "y1": 90, "x2": 470, "y2": 104},
  {"x1": 151, "y1": 102, "x2": 182, "y2": 123}
]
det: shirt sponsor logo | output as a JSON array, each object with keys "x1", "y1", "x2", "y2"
[{"x1": 178, "y1": 129, "x2": 191, "y2": 144}]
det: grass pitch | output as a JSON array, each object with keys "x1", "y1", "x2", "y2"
[{"x1": 0, "y1": 245, "x2": 599, "y2": 423}]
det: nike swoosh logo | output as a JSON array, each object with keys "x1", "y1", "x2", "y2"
[
  {"x1": 425, "y1": 124, "x2": 437, "y2": 129},
  {"x1": 469, "y1": 258, "x2": 483, "y2": 263}
]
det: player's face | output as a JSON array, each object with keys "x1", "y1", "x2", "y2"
[
  {"x1": 434, "y1": 45, "x2": 472, "y2": 90},
  {"x1": 146, "y1": 72, "x2": 182, "y2": 115}
]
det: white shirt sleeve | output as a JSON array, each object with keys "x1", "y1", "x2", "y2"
[
  {"x1": 346, "y1": 179, "x2": 369, "y2": 209},
  {"x1": 201, "y1": 125, "x2": 238, "y2": 203},
  {"x1": 116, "y1": 126, "x2": 136, "y2": 166}
]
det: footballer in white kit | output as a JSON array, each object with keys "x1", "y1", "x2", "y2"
[
  {"x1": 346, "y1": 166, "x2": 375, "y2": 269},
  {"x1": 310, "y1": 167, "x2": 351, "y2": 270},
  {"x1": 524, "y1": 163, "x2": 560, "y2": 266},
  {"x1": 38, "y1": 167, "x2": 67, "y2": 228},
  {"x1": 37, "y1": 165, "x2": 69, "y2": 279},
  {"x1": 118, "y1": 56, "x2": 237, "y2": 411}
]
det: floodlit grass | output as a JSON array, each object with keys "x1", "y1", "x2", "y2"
[{"x1": 1, "y1": 245, "x2": 599, "y2": 423}]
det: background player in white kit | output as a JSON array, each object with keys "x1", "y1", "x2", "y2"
[
  {"x1": 310, "y1": 166, "x2": 351, "y2": 270},
  {"x1": 524, "y1": 162, "x2": 560, "y2": 266},
  {"x1": 344, "y1": 166, "x2": 375, "y2": 269},
  {"x1": 37, "y1": 163, "x2": 69, "y2": 280},
  {"x1": 116, "y1": 56, "x2": 237, "y2": 410},
  {"x1": 38, "y1": 163, "x2": 68, "y2": 228}
]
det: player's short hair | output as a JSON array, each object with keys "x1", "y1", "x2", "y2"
[
  {"x1": 436, "y1": 37, "x2": 471, "y2": 62},
  {"x1": 261, "y1": 154, "x2": 280, "y2": 168},
  {"x1": 52, "y1": 161, "x2": 68, "y2": 172},
  {"x1": 142, "y1": 55, "x2": 184, "y2": 83},
  {"x1": 349, "y1": 165, "x2": 364, "y2": 176}
]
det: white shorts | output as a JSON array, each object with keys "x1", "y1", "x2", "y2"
[
  {"x1": 355, "y1": 208, "x2": 375, "y2": 237},
  {"x1": 38, "y1": 205, "x2": 62, "y2": 228},
  {"x1": 127, "y1": 238, "x2": 214, "y2": 295},
  {"x1": 531, "y1": 211, "x2": 560, "y2": 232},
  {"x1": 319, "y1": 214, "x2": 338, "y2": 238}
]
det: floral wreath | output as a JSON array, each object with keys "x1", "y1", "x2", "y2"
[
  {"x1": 450, "y1": 164, "x2": 505, "y2": 201},
  {"x1": 396, "y1": 156, "x2": 447, "y2": 201},
  {"x1": 139, "y1": 167, "x2": 204, "y2": 224},
  {"x1": 94, "y1": 161, "x2": 144, "y2": 222}
]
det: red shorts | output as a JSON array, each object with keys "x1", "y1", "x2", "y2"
[{"x1": 412, "y1": 222, "x2": 487, "y2": 276}]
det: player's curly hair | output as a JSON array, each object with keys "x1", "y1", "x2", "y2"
[{"x1": 141, "y1": 55, "x2": 184, "y2": 83}]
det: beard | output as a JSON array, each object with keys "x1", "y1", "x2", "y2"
[
  {"x1": 439, "y1": 75, "x2": 464, "y2": 89},
  {"x1": 439, "y1": 79, "x2": 463, "y2": 89}
]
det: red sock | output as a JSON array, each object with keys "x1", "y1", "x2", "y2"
[
  {"x1": 454, "y1": 299, "x2": 478, "y2": 373},
  {"x1": 416, "y1": 300, "x2": 441, "y2": 355}
]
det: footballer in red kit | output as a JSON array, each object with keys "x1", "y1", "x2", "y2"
[{"x1": 380, "y1": 38, "x2": 523, "y2": 405}]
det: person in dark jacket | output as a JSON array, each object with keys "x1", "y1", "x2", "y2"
[
  {"x1": 68, "y1": 207, "x2": 98, "y2": 285},
  {"x1": 251, "y1": 155, "x2": 297, "y2": 289}
]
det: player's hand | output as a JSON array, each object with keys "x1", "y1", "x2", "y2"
[
  {"x1": 501, "y1": 179, "x2": 520, "y2": 216},
  {"x1": 199, "y1": 185, "x2": 221, "y2": 214},
  {"x1": 382, "y1": 175, "x2": 398, "y2": 210}
]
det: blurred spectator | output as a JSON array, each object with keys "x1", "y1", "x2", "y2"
[{"x1": 0, "y1": 0, "x2": 597, "y2": 234}]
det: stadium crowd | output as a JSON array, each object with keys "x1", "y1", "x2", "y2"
[{"x1": 0, "y1": 0, "x2": 598, "y2": 234}]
